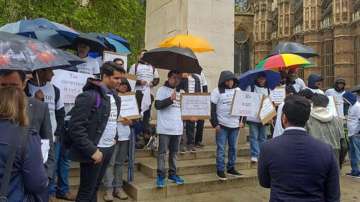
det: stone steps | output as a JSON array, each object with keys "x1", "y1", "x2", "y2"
[
  {"x1": 123, "y1": 169, "x2": 258, "y2": 201},
  {"x1": 137, "y1": 156, "x2": 255, "y2": 178}
]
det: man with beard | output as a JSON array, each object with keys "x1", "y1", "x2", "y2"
[{"x1": 325, "y1": 78, "x2": 346, "y2": 118}]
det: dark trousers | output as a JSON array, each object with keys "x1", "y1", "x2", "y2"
[
  {"x1": 76, "y1": 146, "x2": 114, "y2": 202},
  {"x1": 157, "y1": 134, "x2": 181, "y2": 177},
  {"x1": 135, "y1": 90, "x2": 153, "y2": 134},
  {"x1": 185, "y1": 120, "x2": 205, "y2": 145}
]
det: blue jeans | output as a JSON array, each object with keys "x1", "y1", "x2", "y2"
[
  {"x1": 249, "y1": 122, "x2": 267, "y2": 159},
  {"x1": 216, "y1": 126, "x2": 239, "y2": 172},
  {"x1": 349, "y1": 136, "x2": 360, "y2": 174},
  {"x1": 49, "y1": 141, "x2": 70, "y2": 196}
]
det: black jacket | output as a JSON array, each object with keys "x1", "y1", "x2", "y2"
[
  {"x1": 258, "y1": 129, "x2": 340, "y2": 202},
  {"x1": 68, "y1": 79, "x2": 121, "y2": 162}
]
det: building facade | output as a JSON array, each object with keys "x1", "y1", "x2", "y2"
[{"x1": 235, "y1": 0, "x2": 360, "y2": 88}]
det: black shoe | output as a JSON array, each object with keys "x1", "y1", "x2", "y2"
[
  {"x1": 227, "y1": 169, "x2": 243, "y2": 177},
  {"x1": 217, "y1": 171, "x2": 227, "y2": 181}
]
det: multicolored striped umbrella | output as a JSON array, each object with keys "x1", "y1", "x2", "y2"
[{"x1": 255, "y1": 54, "x2": 312, "y2": 70}]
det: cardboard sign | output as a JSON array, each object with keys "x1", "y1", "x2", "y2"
[
  {"x1": 51, "y1": 70, "x2": 93, "y2": 104},
  {"x1": 259, "y1": 96, "x2": 277, "y2": 125},
  {"x1": 181, "y1": 93, "x2": 211, "y2": 120},
  {"x1": 118, "y1": 92, "x2": 141, "y2": 120},
  {"x1": 231, "y1": 90, "x2": 262, "y2": 117},
  {"x1": 270, "y1": 86, "x2": 286, "y2": 105},
  {"x1": 103, "y1": 51, "x2": 128, "y2": 71}
]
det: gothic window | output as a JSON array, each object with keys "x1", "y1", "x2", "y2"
[
  {"x1": 235, "y1": 0, "x2": 250, "y2": 13},
  {"x1": 321, "y1": 40, "x2": 334, "y2": 88},
  {"x1": 234, "y1": 31, "x2": 251, "y2": 74}
]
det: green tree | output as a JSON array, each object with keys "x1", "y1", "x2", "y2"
[{"x1": 0, "y1": 0, "x2": 145, "y2": 64}]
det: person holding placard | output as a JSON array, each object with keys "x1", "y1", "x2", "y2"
[
  {"x1": 325, "y1": 78, "x2": 346, "y2": 118},
  {"x1": 246, "y1": 73, "x2": 270, "y2": 163},
  {"x1": 155, "y1": 71, "x2": 184, "y2": 188},
  {"x1": 306, "y1": 94, "x2": 345, "y2": 167},
  {"x1": 210, "y1": 71, "x2": 244, "y2": 180},
  {"x1": 103, "y1": 78, "x2": 132, "y2": 201},
  {"x1": 129, "y1": 50, "x2": 160, "y2": 147}
]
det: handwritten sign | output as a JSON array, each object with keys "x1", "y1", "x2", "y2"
[
  {"x1": 118, "y1": 92, "x2": 141, "y2": 120},
  {"x1": 51, "y1": 70, "x2": 93, "y2": 104},
  {"x1": 231, "y1": 90, "x2": 262, "y2": 117},
  {"x1": 327, "y1": 96, "x2": 339, "y2": 117},
  {"x1": 259, "y1": 97, "x2": 277, "y2": 125},
  {"x1": 181, "y1": 93, "x2": 211, "y2": 120},
  {"x1": 103, "y1": 51, "x2": 128, "y2": 71},
  {"x1": 270, "y1": 86, "x2": 286, "y2": 105}
]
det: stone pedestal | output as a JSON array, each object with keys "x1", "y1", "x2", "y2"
[{"x1": 145, "y1": 0, "x2": 235, "y2": 90}]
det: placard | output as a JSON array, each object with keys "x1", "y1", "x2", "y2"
[
  {"x1": 103, "y1": 51, "x2": 128, "y2": 71},
  {"x1": 327, "y1": 96, "x2": 339, "y2": 117},
  {"x1": 230, "y1": 90, "x2": 262, "y2": 117},
  {"x1": 259, "y1": 97, "x2": 277, "y2": 125},
  {"x1": 270, "y1": 86, "x2": 286, "y2": 105},
  {"x1": 180, "y1": 93, "x2": 211, "y2": 120},
  {"x1": 125, "y1": 74, "x2": 137, "y2": 92},
  {"x1": 118, "y1": 92, "x2": 141, "y2": 120},
  {"x1": 51, "y1": 70, "x2": 93, "y2": 104}
]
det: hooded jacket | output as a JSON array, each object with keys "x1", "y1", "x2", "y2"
[
  {"x1": 306, "y1": 107, "x2": 344, "y2": 149},
  {"x1": 343, "y1": 92, "x2": 360, "y2": 137},
  {"x1": 68, "y1": 78, "x2": 121, "y2": 162},
  {"x1": 210, "y1": 71, "x2": 241, "y2": 128}
]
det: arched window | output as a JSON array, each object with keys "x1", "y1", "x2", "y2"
[{"x1": 234, "y1": 30, "x2": 251, "y2": 75}]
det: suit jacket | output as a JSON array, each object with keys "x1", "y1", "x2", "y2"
[
  {"x1": 27, "y1": 97, "x2": 55, "y2": 179},
  {"x1": 258, "y1": 128, "x2": 340, "y2": 202}
]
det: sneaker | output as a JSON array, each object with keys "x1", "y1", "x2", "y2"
[
  {"x1": 180, "y1": 145, "x2": 187, "y2": 154},
  {"x1": 227, "y1": 168, "x2": 243, "y2": 177},
  {"x1": 168, "y1": 174, "x2": 185, "y2": 185},
  {"x1": 156, "y1": 175, "x2": 166, "y2": 188},
  {"x1": 103, "y1": 190, "x2": 114, "y2": 202},
  {"x1": 113, "y1": 188, "x2": 129, "y2": 200},
  {"x1": 250, "y1": 157, "x2": 258, "y2": 163},
  {"x1": 195, "y1": 143, "x2": 205, "y2": 148},
  {"x1": 346, "y1": 172, "x2": 360, "y2": 179},
  {"x1": 187, "y1": 145, "x2": 196, "y2": 153},
  {"x1": 217, "y1": 171, "x2": 227, "y2": 181},
  {"x1": 56, "y1": 192, "x2": 77, "y2": 201}
]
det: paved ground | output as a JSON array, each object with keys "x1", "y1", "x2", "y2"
[{"x1": 56, "y1": 165, "x2": 360, "y2": 202}]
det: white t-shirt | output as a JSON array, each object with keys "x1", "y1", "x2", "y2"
[
  {"x1": 28, "y1": 82, "x2": 64, "y2": 138},
  {"x1": 347, "y1": 102, "x2": 360, "y2": 137},
  {"x1": 156, "y1": 86, "x2": 183, "y2": 135},
  {"x1": 325, "y1": 88, "x2": 345, "y2": 118},
  {"x1": 273, "y1": 102, "x2": 285, "y2": 138},
  {"x1": 129, "y1": 63, "x2": 159, "y2": 92},
  {"x1": 98, "y1": 95, "x2": 118, "y2": 148},
  {"x1": 246, "y1": 85, "x2": 269, "y2": 123},
  {"x1": 292, "y1": 78, "x2": 306, "y2": 93},
  {"x1": 76, "y1": 56, "x2": 100, "y2": 75},
  {"x1": 211, "y1": 87, "x2": 241, "y2": 128},
  {"x1": 188, "y1": 75, "x2": 196, "y2": 93},
  {"x1": 117, "y1": 123, "x2": 131, "y2": 141}
]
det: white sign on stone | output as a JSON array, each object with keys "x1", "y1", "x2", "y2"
[
  {"x1": 52, "y1": 70, "x2": 93, "y2": 104},
  {"x1": 231, "y1": 90, "x2": 262, "y2": 117}
]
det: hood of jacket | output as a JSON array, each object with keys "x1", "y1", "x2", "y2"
[
  {"x1": 343, "y1": 91, "x2": 357, "y2": 106},
  {"x1": 310, "y1": 107, "x2": 334, "y2": 123},
  {"x1": 83, "y1": 78, "x2": 111, "y2": 97},
  {"x1": 307, "y1": 74, "x2": 323, "y2": 89},
  {"x1": 218, "y1": 71, "x2": 237, "y2": 88}
]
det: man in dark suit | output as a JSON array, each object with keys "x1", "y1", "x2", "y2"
[{"x1": 258, "y1": 95, "x2": 340, "y2": 202}]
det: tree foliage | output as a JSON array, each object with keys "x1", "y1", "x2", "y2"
[{"x1": 0, "y1": 0, "x2": 145, "y2": 64}]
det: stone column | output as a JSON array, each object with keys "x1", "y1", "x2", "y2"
[{"x1": 333, "y1": 0, "x2": 355, "y2": 87}]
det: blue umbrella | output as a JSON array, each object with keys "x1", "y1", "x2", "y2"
[
  {"x1": 88, "y1": 32, "x2": 130, "y2": 54},
  {"x1": 0, "y1": 18, "x2": 79, "y2": 48},
  {"x1": 238, "y1": 69, "x2": 281, "y2": 91},
  {"x1": 106, "y1": 32, "x2": 130, "y2": 50}
]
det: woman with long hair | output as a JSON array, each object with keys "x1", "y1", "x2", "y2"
[{"x1": 0, "y1": 86, "x2": 48, "y2": 201}]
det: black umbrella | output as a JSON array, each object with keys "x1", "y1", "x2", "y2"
[
  {"x1": 270, "y1": 42, "x2": 319, "y2": 58},
  {"x1": 64, "y1": 32, "x2": 107, "y2": 53},
  {"x1": 0, "y1": 31, "x2": 70, "y2": 71},
  {"x1": 142, "y1": 47, "x2": 202, "y2": 74},
  {"x1": 57, "y1": 49, "x2": 85, "y2": 66}
]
